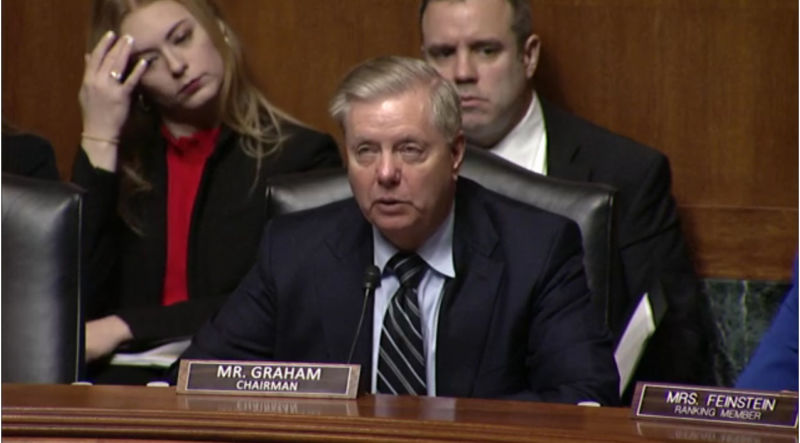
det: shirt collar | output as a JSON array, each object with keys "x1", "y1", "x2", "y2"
[
  {"x1": 488, "y1": 92, "x2": 548, "y2": 174},
  {"x1": 161, "y1": 125, "x2": 221, "y2": 160},
  {"x1": 373, "y1": 203, "x2": 456, "y2": 279}
]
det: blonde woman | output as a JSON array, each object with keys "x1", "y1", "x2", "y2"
[{"x1": 73, "y1": 0, "x2": 341, "y2": 383}]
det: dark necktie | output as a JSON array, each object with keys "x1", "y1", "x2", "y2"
[{"x1": 377, "y1": 252, "x2": 428, "y2": 395}]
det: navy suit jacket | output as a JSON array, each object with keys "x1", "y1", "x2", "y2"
[
  {"x1": 540, "y1": 99, "x2": 717, "y2": 392},
  {"x1": 179, "y1": 178, "x2": 619, "y2": 405}
]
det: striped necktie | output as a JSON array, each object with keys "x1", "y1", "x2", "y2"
[{"x1": 377, "y1": 252, "x2": 428, "y2": 395}]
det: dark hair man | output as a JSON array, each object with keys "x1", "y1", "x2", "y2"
[{"x1": 420, "y1": 0, "x2": 716, "y2": 398}]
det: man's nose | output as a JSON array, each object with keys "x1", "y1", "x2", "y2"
[
  {"x1": 376, "y1": 153, "x2": 401, "y2": 186},
  {"x1": 453, "y1": 51, "x2": 477, "y2": 84}
]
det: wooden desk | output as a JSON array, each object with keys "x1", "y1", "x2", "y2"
[{"x1": 2, "y1": 384, "x2": 796, "y2": 442}]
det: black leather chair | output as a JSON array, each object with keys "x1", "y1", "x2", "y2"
[
  {"x1": 2, "y1": 174, "x2": 85, "y2": 383},
  {"x1": 265, "y1": 147, "x2": 623, "y2": 330}
]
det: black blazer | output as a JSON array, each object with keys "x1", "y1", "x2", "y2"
[
  {"x1": 541, "y1": 99, "x2": 716, "y2": 389},
  {"x1": 72, "y1": 124, "x2": 342, "y2": 343},
  {"x1": 180, "y1": 179, "x2": 619, "y2": 405},
  {"x1": 2, "y1": 133, "x2": 60, "y2": 180}
]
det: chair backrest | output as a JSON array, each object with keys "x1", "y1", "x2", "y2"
[
  {"x1": 265, "y1": 147, "x2": 621, "y2": 328},
  {"x1": 2, "y1": 174, "x2": 84, "y2": 383}
]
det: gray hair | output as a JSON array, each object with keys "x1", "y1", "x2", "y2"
[
  {"x1": 419, "y1": 0, "x2": 533, "y2": 50},
  {"x1": 329, "y1": 56, "x2": 461, "y2": 141}
]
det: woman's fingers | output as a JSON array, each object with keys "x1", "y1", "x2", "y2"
[
  {"x1": 85, "y1": 30, "x2": 117, "y2": 78},
  {"x1": 79, "y1": 31, "x2": 141, "y2": 151},
  {"x1": 101, "y1": 34, "x2": 135, "y2": 85},
  {"x1": 122, "y1": 58, "x2": 149, "y2": 92}
]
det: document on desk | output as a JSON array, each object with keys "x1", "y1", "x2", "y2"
[
  {"x1": 614, "y1": 292, "x2": 656, "y2": 394},
  {"x1": 110, "y1": 339, "x2": 191, "y2": 368}
]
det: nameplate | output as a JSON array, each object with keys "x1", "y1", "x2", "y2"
[
  {"x1": 632, "y1": 382, "x2": 798, "y2": 430},
  {"x1": 176, "y1": 359, "x2": 361, "y2": 399}
]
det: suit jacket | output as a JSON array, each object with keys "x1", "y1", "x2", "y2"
[
  {"x1": 2, "y1": 132, "x2": 60, "y2": 180},
  {"x1": 541, "y1": 98, "x2": 717, "y2": 393},
  {"x1": 180, "y1": 178, "x2": 620, "y2": 405},
  {"x1": 72, "y1": 124, "x2": 342, "y2": 344}
]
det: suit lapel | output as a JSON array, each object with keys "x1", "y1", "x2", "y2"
[
  {"x1": 541, "y1": 97, "x2": 592, "y2": 182},
  {"x1": 436, "y1": 181, "x2": 504, "y2": 397},
  {"x1": 313, "y1": 201, "x2": 374, "y2": 384}
]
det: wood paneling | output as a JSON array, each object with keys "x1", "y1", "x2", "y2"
[
  {"x1": 681, "y1": 206, "x2": 797, "y2": 280},
  {"x1": 219, "y1": 0, "x2": 421, "y2": 142},
  {"x1": 2, "y1": 1, "x2": 91, "y2": 178},
  {"x1": 530, "y1": 0, "x2": 798, "y2": 280},
  {"x1": 2, "y1": 0, "x2": 796, "y2": 280}
]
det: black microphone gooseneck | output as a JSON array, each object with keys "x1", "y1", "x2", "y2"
[{"x1": 347, "y1": 265, "x2": 381, "y2": 364}]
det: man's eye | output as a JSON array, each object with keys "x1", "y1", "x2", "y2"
[
  {"x1": 399, "y1": 145, "x2": 424, "y2": 161},
  {"x1": 353, "y1": 145, "x2": 379, "y2": 160},
  {"x1": 477, "y1": 46, "x2": 500, "y2": 57},
  {"x1": 427, "y1": 48, "x2": 454, "y2": 59}
]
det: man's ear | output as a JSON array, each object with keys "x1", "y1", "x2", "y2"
[{"x1": 521, "y1": 34, "x2": 541, "y2": 79}]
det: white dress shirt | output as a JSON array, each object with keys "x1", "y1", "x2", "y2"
[
  {"x1": 370, "y1": 205, "x2": 456, "y2": 396},
  {"x1": 489, "y1": 92, "x2": 548, "y2": 174}
]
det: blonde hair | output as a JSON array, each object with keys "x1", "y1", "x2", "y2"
[{"x1": 88, "y1": 0, "x2": 299, "y2": 231}]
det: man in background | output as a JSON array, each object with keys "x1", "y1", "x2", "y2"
[{"x1": 419, "y1": 0, "x2": 717, "y2": 398}]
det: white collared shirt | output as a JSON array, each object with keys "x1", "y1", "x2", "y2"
[
  {"x1": 489, "y1": 92, "x2": 548, "y2": 175},
  {"x1": 370, "y1": 206, "x2": 456, "y2": 396}
]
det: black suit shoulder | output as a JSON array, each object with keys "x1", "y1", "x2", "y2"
[
  {"x1": 543, "y1": 101, "x2": 668, "y2": 187},
  {"x1": 267, "y1": 197, "x2": 359, "y2": 239},
  {"x1": 2, "y1": 133, "x2": 60, "y2": 180},
  {"x1": 456, "y1": 178, "x2": 584, "y2": 269},
  {"x1": 460, "y1": 178, "x2": 578, "y2": 235}
]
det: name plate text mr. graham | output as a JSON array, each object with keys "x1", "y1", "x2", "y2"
[{"x1": 177, "y1": 360, "x2": 361, "y2": 399}]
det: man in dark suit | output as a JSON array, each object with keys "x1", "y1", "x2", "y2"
[
  {"x1": 419, "y1": 0, "x2": 717, "y2": 397},
  {"x1": 178, "y1": 56, "x2": 619, "y2": 405}
]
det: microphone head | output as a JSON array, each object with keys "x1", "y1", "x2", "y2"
[{"x1": 362, "y1": 265, "x2": 381, "y2": 290}]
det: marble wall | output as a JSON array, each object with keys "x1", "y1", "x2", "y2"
[{"x1": 704, "y1": 279, "x2": 792, "y2": 386}]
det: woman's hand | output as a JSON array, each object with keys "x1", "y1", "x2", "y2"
[
  {"x1": 85, "y1": 315, "x2": 134, "y2": 362},
  {"x1": 78, "y1": 30, "x2": 149, "y2": 171}
]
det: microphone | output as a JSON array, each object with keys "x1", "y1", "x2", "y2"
[{"x1": 346, "y1": 265, "x2": 381, "y2": 364}]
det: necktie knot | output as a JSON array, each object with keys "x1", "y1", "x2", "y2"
[{"x1": 386, "y1": 252, "x2": 426, "y2": 289}]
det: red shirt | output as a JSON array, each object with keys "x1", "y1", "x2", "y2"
[{"x1": 161, "y1": 125, "x2": 220, "y2": 306}]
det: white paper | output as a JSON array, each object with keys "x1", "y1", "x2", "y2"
[
  {"x1": 614, "y1": 293, "x2": 656, "y2": 395},
  {"x1": 109, "y1": 339, "x2": 191, "y2": 368}
]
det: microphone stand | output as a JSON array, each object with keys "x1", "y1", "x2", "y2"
[{"x1": 347, "y1": 265, "x2": 380, "y2": 364}]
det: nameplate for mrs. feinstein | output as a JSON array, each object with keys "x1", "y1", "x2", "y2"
[
  {"x1": 176, "y1": 360, "x2": 361, "y2": 399},
  {"x1": 632, "y1": 382, "x2": 798, "y2": 430}
]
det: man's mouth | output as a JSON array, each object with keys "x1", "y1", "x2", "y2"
[
  {"x1": 373, "y1": 198, "x2": 407, "y2": 212},
  {"x1": 459, "y1": 95, "x2": 484, "y2": 107}
]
